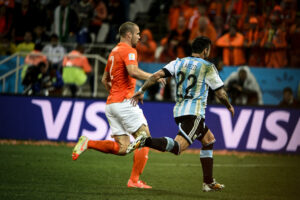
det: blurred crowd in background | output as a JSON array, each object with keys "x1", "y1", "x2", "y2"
[{"x1": 0, "y1": 0, "x2": 299, "y2": 107}]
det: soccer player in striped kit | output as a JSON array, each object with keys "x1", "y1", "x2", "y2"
[{"x1": 129, "y1": 36, "x2": 235, "y2": 192}]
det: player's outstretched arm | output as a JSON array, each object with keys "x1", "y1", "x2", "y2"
[
  {"x1": 131, "y1": 69, "x2": 166, "y2": 106},
  {"x1": 126, "y1": 64, "x2": 152, "y2": 80},
  {"x1": 215, "y1": 87, "x2": 235, "y2": 117},
  {"x1": 126, "y1": 65, "x2": 166, "y2": 86}
]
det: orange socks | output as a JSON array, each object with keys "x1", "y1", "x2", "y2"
[
  {"x1": 88, "y1": 140, "x2": 120, "y2": 154},
  {"x1": 88, "y1": 141, "x2": 149, "y2": 182},
  {"x1": 129, "y1": 147, "x2": 150, "y2": 182}
]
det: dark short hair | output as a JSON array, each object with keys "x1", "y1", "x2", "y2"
[
  {"x1": 34, "y1": 43, "x2": 43, "y2": 51},
  {"x1": 119, "y1": 22, "x2": 137, "y2": 37},
  {"x1": 191, "y1": 36, "x2": 211, "y2": 54},
  {"x1": 75, "y1": 44, "x2": 85, "y2": 53},
  {"x1": 50, "y1": 34, "x2": 59, "y2": 39},
  {"x1": 283, "y1": 87, "x2": 293, "y2": 94}
]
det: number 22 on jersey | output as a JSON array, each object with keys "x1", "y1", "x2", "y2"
[{"x1": 176, "y1": 71, "x2": 197, "y2": 99}]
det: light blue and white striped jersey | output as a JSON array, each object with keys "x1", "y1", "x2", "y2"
[{"x1": 163, "y1": 57, "x2": 224, "y2": 118}]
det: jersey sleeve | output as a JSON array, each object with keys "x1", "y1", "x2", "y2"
[
  {"x1": 205, "y1": 64, "x2": 224, "y2": 90},
  {"x1": 162, "y1": 60, "x2": 177, "y2": 77},
  {"x1": 82, "y1": 57, "x2": 92, "y2": 73},
  {"x1": 123, "y1": 48, "x2": 138, "y2": 66},
  {"x1": 104, "y1": 55, "x2": 111, "y2": 72}
]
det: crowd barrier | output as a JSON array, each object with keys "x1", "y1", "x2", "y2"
[
  {"x1": 139, "y1": 63, "x2": 300, "y2": 105},
  {"x1": 1, "y1": 55, "x2": 299, "y2": 105},
  {"x1": 0, "y1": 95, "x2": 299, "y2": 153}
]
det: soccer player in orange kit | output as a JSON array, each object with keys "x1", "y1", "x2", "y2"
[{"x1": 72, "y1": 22, "x2": 164, "y2": 189}]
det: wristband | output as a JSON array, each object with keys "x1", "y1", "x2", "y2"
[{"x1": 138, "y1": 87, "x2": 145, "y2": 94}]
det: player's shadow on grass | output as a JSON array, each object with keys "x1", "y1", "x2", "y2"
[{"x1": 100, "y1": 188, "x2": 206, "y2": 199}]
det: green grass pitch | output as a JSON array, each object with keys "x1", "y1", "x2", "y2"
[{"x1": 0, "y1": 143, "x2": 299, "y2": 200}]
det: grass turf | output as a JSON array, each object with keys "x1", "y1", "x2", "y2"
[{"x1": 0, "y1": 144, "x2": 299, "y2": 200}]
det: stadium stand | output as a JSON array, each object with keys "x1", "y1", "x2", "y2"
[{"x1": 0, "y1": 0, "x2": 299, "y2": 105}]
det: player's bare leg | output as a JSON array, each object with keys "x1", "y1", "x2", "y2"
[
  {"x1": 127, "y1": 125, "x2": 150, "y2": 154},
  {"x1": 128, "y1": 125, "x2": 152, "y2": 189},
  {"x1": 72, "y1": 135, "x2": 128, "y2": 160},
  {"x1": 200, "y1": 129, "x2": 224, "y2": 192},
  {"x1": 112, "y1": 135, "x2": 131, "y2": 155},
  {"x1": 174, "y1": 135, "x2": 190, "y2": 153}
]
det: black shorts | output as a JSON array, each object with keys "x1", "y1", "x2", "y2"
[{"x1": 175, "y1": 115, "x2": 209, "y2": 145}]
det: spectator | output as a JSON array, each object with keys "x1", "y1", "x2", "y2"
[
  {"x1": 12, "y1": 0, "x2": 37, "y2": 43},
  {"x1": 183, "y1": 0, "x2": 199, "y2": 24},
  {"x1": 157, "y1": 37, "x2": 176, "y2": 63},
  {"x1": 73, "y1": 0, "x2": 94, "y2": 44},
  {"x1": 224, "y1": 66, "x2": 263, "y2": 105},
  {"x1": 260, "y1": 2, "x2": 273, "y2": 27},
  {"x1": 237, "y1": 1, "x2": 262, "y2": 33},
  {"x1": 53, "y1": 0, "x2": 78, "y2": 43},
  {"x1": 90, "y1": 0, "x2": 108, "y2": 43},
  {"x1": 224, "y1": 0, "x2": 247, "y2": 18},
  {"x1": 167, "y1": 15, "x2": 191, "y2": 59},
  {"x1": 24, "y1": 43, "x2": 48, "y2": 67},
  {"x1": 0, "y1": 36, "x2": 16, "y2": 55},
  {"x1": 62, "y1": 44, "x2": 92, "y2": 97},
  {"x1": 260, "y1": 13, "x2": 287, "y2": 68},
  {"x1": 136, "y1": 29, "x2": 156, "y2": 62},
  {"x1": 0, "y1": 0, "x2": 14, "y2": 8},
  {"x1": 21, "y1": 43, "x2": 49, "y2": 96},
  {"x1": 289, "y1": 14, "x2": 300, "y2": 67},
  {"x1": 168, "y1": 0, "x2": 185, "y2": 31},
  {"x1": 33, "y1": 25, "x2": 49, "y2": 44},
  {"x1": 189, "y1": 16, "x2": 217, "y2": 57},
  {"x1": 188, "y1": 4, "x2": 207, "y2": 31},
  {"x1": 41, "y1": 66, "x2": 64, "y2": 96},
  {"x1": 207, "y1": 0, "x2": 224, "y2": 20},
  {"x1": 0, "y1": 3, "x2": 13, "y2": 38},
  {"x1": 213, "y1": 15, "x2": 225, "y2": 38},
  {"x1": 106, "y1": 0, "x2": 127, "y2": 43},
  {"x1": 244, "y1": 17, "x2": 264, "y2": 66},
  {"x1": 16, "y1": 31, "x2": 35, "y2": 55},
  {"x1": 22, "y1": 61, "x2": 63, "y2": 96},
  {"x1": 271, "y1": 5, "x2": 285, "y2": 27},
  {"x1": 215, "y1": 26, "x2": 245, "y2": 66},
  {"x1": 189, "y1": 16, "x2": 217, "y2": 44},
  {"x1": 281, "y1": 0, "x2": 296, "y2": 29},
  {"x1": 22, "y1": 62, "x2": 49, "y2": 95},
  {"x1": 279, "y1": 87, "x2": 300, "y2": 107},
  {"x1": 42, "y1": 34, "x2": 66, "y2": 70},
  {"x1": 40, "y1": 1, "x2": 57, "y2": 36}
]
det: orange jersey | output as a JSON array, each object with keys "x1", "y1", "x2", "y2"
[
  {"x1": 25, "y1": 50, "x2": 48, "y2": 66},
  {"x1": 105, "y1": 42, "x2": 138, "y2": 104},
  {"x1": 62, "y1": 50, "x2": 92, "y2": 73}
]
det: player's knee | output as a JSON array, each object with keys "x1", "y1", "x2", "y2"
[
  {"x1": 202, "y1": 137, "x2": 215, "y2": 150},
  {"x1": 201, "y1": 132, "x2": 216, "y2": 147},
  {"x1": 116, "y1": 142, "x2": 130, "y2": 155},
  {"x1": 134, "y1": 124, "x2": 150, "y2": 138}
]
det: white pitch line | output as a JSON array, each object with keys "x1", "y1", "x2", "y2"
[{"x1": 151, "y1": 163, "x2": 295, "y2": 167}]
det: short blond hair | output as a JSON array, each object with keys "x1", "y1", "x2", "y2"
[{"x1": 119, "y1": 22, "x2": 137, "y2": 37}]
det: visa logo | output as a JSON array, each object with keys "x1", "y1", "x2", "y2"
[
  {"x1": 31, "y1": 99, "x2": 112, "y2": 141},
  {"x1": 210, "y1": 108, "x2": 300, "y2": 152}
]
